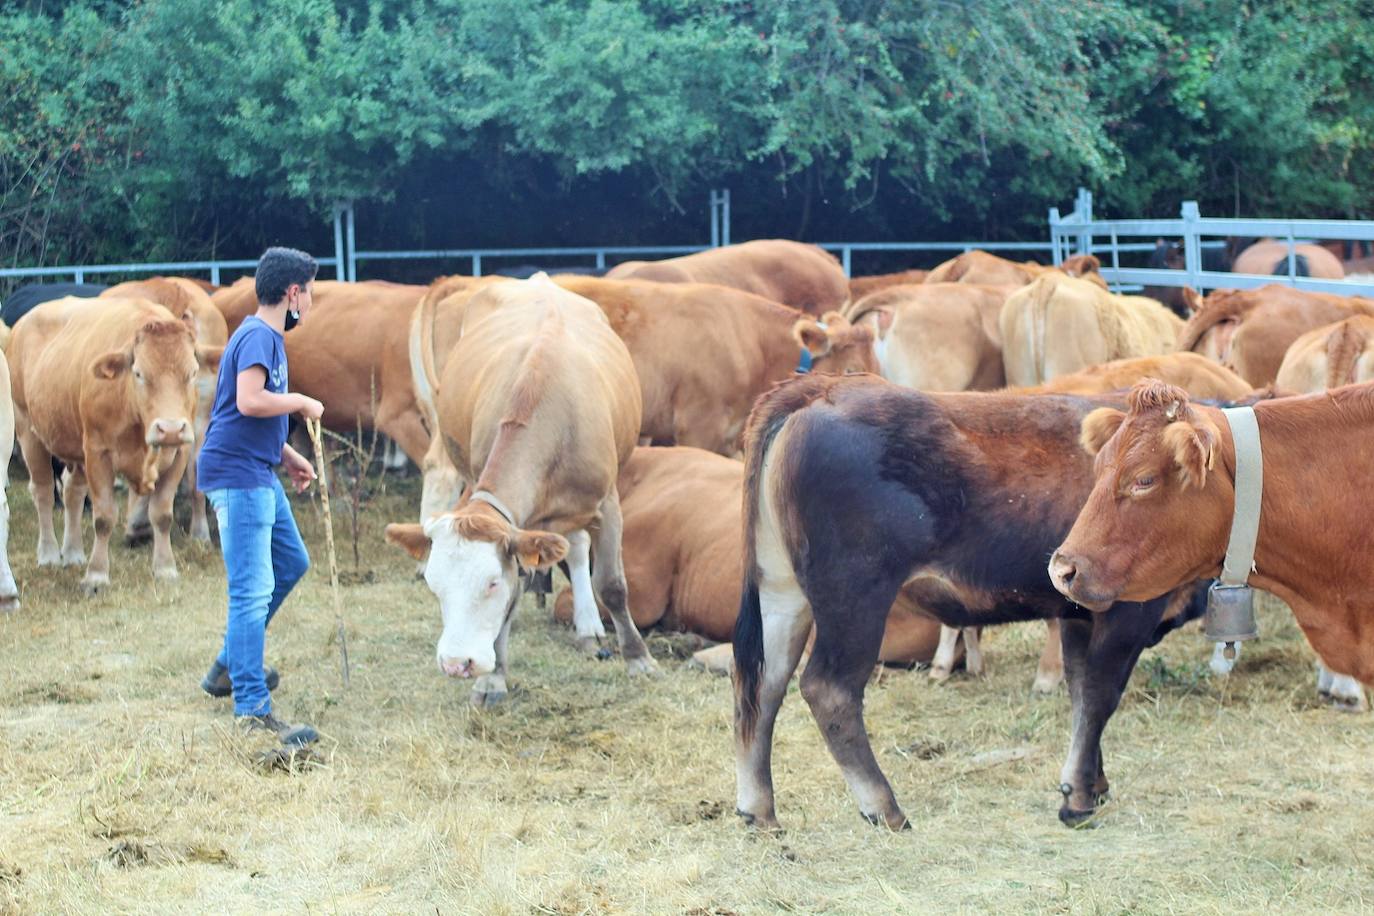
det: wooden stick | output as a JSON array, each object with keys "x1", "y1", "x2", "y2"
[{"x1": 306, "y1": 417, "x2": 350, "y2": 687}]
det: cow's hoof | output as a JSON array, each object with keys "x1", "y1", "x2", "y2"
[
  {"x1": 153, "y1": 566, "x2": 179, "y2": 582},
  {"x1": 189, "y1": 524, "x2": 211, "y2": 543},
  {"x1": 1031, "y1": 673, "x2": 1064, "y2": 694},
  {"x1": 625, "y1": 656, "x2": 661, "y2": 678},
  {"x1": 860, "y1": 809, "x2": 912, "y2": 831},
  {"x1": 928, "y1": 665, "x2": 953, "y2": 683},
  {"x1": 0, "y1": 595, "x2": 19, "y2": 613},
  {"x1": 470, "y1": 676, "x2": 508, "y2": 707},
  {"x1": 80, "y1": 577, "x2": 109, "y2": 596},
  {"x1": 60, "y1": 551, "x2": 87, "y2": 568},
  {"x1": 576, "y1": 635, "x2": 611, "y2": 658},
  {"x1": 736, "y1": 809, "x2": 782, "y2": 832},
  {"x1": 1329, "y1": 695, "x2": 1368, "y2": 714}
]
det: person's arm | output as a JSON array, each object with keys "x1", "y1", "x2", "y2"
[{"x1": 235, "y1": 366, "x2": 323, "y2": 419}]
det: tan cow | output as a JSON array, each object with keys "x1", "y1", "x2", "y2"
[
  {"x1": 847, "y1": 269, "x2": 930, "y2": 300},
  {"x1": 209, "y1": 276, "x2": 258, "y2": 335},
  {"x1": 1232, "y1": 240, "x2": 1345, "y2": 279},
  {"x1": 8, "y1": 296, "x2": 219, "y2": 592},
  {"x1": 410, "y1": 275, "x2": 876, "y2": 523},
  {"x1": 1001, "y1": 273, "x2": 1183, "y2": 387},
  {"x1": 1179, "y1": 285, "x2": 1374, "y2": 386},
  {"x1": 925, "y1": 251, "x2": 1108, "y2": 289},
  {"x1": 102, "y1": 277, "x2": 230, "y2": 541},
  {"x1": 551, "y1": 446, "x2": 955, "y2": 670},
  {"x1": 1277, "y1": 315, "x2": 1374, "y2": 393},
  {"x1": 606, "y1": 239, "x2": 849, "y2": 315},
  {"x1": 384, "y1": 274, "x2": 656, "y2": 706},
  {"x1": 0, "y1": 348, "x2": 18, "y2": 611},
  {"x1": 846, "y1": 283, "x2": 1011, "y2": 391}
]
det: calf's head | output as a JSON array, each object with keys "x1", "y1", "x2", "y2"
[
  {"x1": 93, "y1": 319, "x2": 222, "y2": 448},
  {"x1": 1049, "y1": 380, "x2": 1233, "y2": 611},
  {"x1": 385, "y1": 506, "x2": 567, "y2": 678},
  {"x1": 794, "y1": 311, "x2": 879, "y2": 375}
]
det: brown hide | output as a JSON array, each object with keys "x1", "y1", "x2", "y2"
[
  {"x1": 1276, "y1": 315, "x2": 1374, "y2": 392},
  {"x1": 1179, "y1": 285, "x2": 1374, "y2": 386},
  {"x1": 1025, "y1": 351, "x2": 1253, "y2": 400},
  {"x1": 847, "y1": 269, "x2": 930, "y2": 300},
  {"x1": 605, "y1": 239, "x2": 849, "y2": 316},
  {"x1": 925, "y1": 251, "x2": 1108, "y2": 289},
  {"x1": 209, "y1": 277, "x2": 258, "y2": 335},
  {"x1": 551, "y1": 446, "x2": 945, "y2": 663},
  {"x1": 1232, "y1": 240, "x2": 1345, "y2": 279}
]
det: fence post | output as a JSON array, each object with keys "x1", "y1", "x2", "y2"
[
  {"x1": 345, "y1": 201, "x2": 357, "y2": 282},
  {"x1": 841, "y1": 246, "x2": 851, "y2": 277},
  {"x1": 1048, "y1": 206, "x2": 1063, "y2": 264},
  {"x1": 1075, "y1": 188, "x2": 1094, "y2": 260},
  {"x1": 211, "y1": 265, "x2": 221, "y2": 285},
  {"x1": 710, "y1": 190, "x2": 720, "y2": 248},
  {"x1": 1286, "y1": 228, "x2": 1298, "y2": 280},
  {"x1": 1181, "y1": 200, "x2": 1202, "y2": 291},
  {"x1": 333, "y1": 202, "x2": 347, "y2": 280},
  {"x1": 473, "y1": 254, "x2": 482, "y2": 277},
  {"x1": 722, "y1": 188, "x2": 730, "y2": 246}
]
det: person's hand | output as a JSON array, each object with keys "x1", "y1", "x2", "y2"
[
  {"x1": 296, "y1": 395, "x2": 324, "y2": 421},
  {"x1": 282, "y1": 447, "x2": 317, "y2": 493}
]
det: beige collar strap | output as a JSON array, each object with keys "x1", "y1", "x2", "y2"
[
  {"x1": 469, "y1": 489, "x2": 518, "y2": 528},
  {"x1": 1218, "y1": 407, "x2": 1263, "y2": 587}
]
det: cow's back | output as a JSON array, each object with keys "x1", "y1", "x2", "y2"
[
  {"x1": 1233, "y1": 241, "x2": 1345, "y2": 279},
  {"x1": 1276, "y1": 315, "x2": 1374, "y2": 392}
]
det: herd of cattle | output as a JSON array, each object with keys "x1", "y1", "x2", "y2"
[{"x1": 3, "y1": 236, "x2": 1373, "y2": 830}]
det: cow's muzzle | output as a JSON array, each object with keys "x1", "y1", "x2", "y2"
[
  {"x1": 146, "y1": 418, "x2": 194, "y2": 448},
  {"x1": 439, "y1": 656, "x2": 476, "y2": 679},
  {"x1": 1048, "y1": 550, "x2": 1115, "y2": 612}
]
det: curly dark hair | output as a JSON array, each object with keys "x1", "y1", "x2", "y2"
[{"x1": 254, "y1": 247, "x2": 318, "y2": 306}]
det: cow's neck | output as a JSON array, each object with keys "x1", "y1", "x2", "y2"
[{"x1": 470, "y1": 424, "x2": 544, "y2": 528}]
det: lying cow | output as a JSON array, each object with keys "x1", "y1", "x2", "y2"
[
  {"x1": 732, "y1": 372, "x2": 1208, "y2": 831},
  {"x1": 551, "y1": 446, "x2": 951, "y2": 666},
  {"x1": 102, "y1": 277, "x2": 229, "y2": 542},
  {"x1": 384, "y1": 275, "x2": 657, "y2": 705},
  {"x1": 606, "y1": 239, "x2": 849, "y2": 316},
  {"x1": 9, "y1": 296, "x2": 220, "y2": 592},
  {"x1": 1001, "y1": 273, "x2": 1182, "y2": 387},
  {"x1": 1050, "y1": 381, "x2": 1374, "y2": 719},
  {"x1": 1178, "y1": 285, "x2": 1374, "y2": 386}
]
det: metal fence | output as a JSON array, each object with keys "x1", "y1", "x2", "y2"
[{"x1": 1050, "y1": 187, "x2": 1374, "y2": 297}]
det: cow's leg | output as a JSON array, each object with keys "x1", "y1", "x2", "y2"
[
  {"x1": 1210, "y1": 640, "x2": 1240, "y2": 676},
  {"x1": 589, "y1": 491, "x2": 658, "y2": 676},
  {"x1": 1057, "y1": 601, "x2": 1165, "y2": 827},
  {"x1": 59, "y1": 465, "x2": 89, "y2": 566},
  {"x1": 471, "y1": 609, "x2": 512, "y2": 707},
  {"x1": 734, "y1": 578, "x2": 813, "y2": 830},
  {"x1": 79, "y1": 453, "x2": 114, "y2": 594},
  {"x1": 800, "y1": 579, "x2": 909, "y2": 830},
  {"x1": 929, "y1": 625, "x2": 962, "y2": 682},
  {"x1": 186, "y1": 424, "x2": 210, "y2": 541},
  {"x1": 125, "y1": 490, "x2": 153, "y2": 545},
  {"x1": 565, "y1": 528, "x2": 607, "y2": 654},
  {"x1": 18, "y1": 424, "x2": 60, "y2": 565},
  {"x1": 374, "y1": 405, "x2": 429, "y2": 470},
  {"x1": 147, "y1": 448, "x2": 187, "y2": 580},
  {"x1": 964, "y1": 627, "x2": 984, "y2": 676},
  {"x1": 1032, "y1": 618, "x2": 1065, "y2": 693},
  {"x1": 0, "y1": 460, "x2": 18, "y2": 611},
  {"x1": 1318, "y1": 664, "x2": 1367, "y2": 712}
]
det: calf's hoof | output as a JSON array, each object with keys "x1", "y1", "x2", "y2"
[
  {"x1": 470, "y1": 675, "x2": 509, "y2": 707},
  {"x1": 625, "y1": 655, "x2": 661, "y2": 678}
]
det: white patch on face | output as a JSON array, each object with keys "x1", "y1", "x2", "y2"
[{"x1": 421, "y1": 517, "x2": 516, "y2": 676}]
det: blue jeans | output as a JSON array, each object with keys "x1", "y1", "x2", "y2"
[{"x1": 206, "y1": 478, "x2": 310, "y2": 716}]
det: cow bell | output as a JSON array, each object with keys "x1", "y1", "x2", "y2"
[{"x1": 1205, "y1": 582, "x2": 1259, "y2": 656}]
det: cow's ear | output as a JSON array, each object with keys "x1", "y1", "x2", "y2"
[
  {"x1": 1080, "y1": 408, "x2": 1126, "y2": 456},
  {"x1": 384, "y1": 523, "x2": 431, "y2": 560},
  {"x1": 1180, "y1": 287, "x2": 1203, "y2": 315},
  {"x1": 1162, "y1": 419, "x2": 1219, "y2": 488},
  {"x1": 858, "y1": 306, "x2": 895, "y2": 338},
  {"x1": 93, "y1": 350, "x2": 131, "y2": 379},
  {"x1": 511, "y1": 528, "x2": 568, "y2": 570},
  {"x1": 793, "y1": 318, "x2": 832, "y2": 357},
  {"x1": 197, "y1": 345, "x2": 224, "y2": 373}
]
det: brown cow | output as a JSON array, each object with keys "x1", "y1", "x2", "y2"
[
  {"x1": 846, "y1": 283, "x2": 1010, "y2": 392},
  {"x1": 384, "y1": 274, "x2": 656, "y2": 706},
  {"x1": 605, "y1": 239, "x2": 849, "y2": 315},
  {"x1": 551, "y1": 446, "x2": 952, "y2": 666},
  {"x1": 1049, "y1": 381, "x2": 1374, "y2": 703},
  {"x1": 410, "y1": 275, "x2": 877, "y2": 522},
  {"x1": 8, "y1": 296, "x2": 219, "y2": 592},
  {"x1": 847, "y1": 269, "x2": 930, "y2": 300},
  {"x1": 1231, "y1": 240, "x2": 1345, "y2": 279},
  {"x1": 925, "y1": 251, "x2": 1107, "y2": 289},
  {"x1": 1178, "y1": 285, "x2": 1374, "y2": 386},
  {"x1": 209, "y1": 276, "x2": 258, "y2": 336},
  {"x1": 102, "y1": 277, "x2": 230, "y2": 541},
  {"x1": 1001, "y1": 273, "x2": 1182, "y2": 387}
]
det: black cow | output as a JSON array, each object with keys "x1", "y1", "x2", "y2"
[
  {"x1": 1142, "y1": 240, "x2": 1234, "y2": 318},
  {"x1": 732, "y1": 373, "x2": 1221, "y2": 831},
  {"x1": 1, "y1": 282, "x2": 107, "y2": 327}
]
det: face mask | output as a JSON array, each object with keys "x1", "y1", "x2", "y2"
[{"x1": 284, "y1": 307, "x2": 300, "y2": 331}]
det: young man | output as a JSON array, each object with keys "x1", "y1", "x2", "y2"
[{"x1": 197, "y1": 246, "x2": 325, "y2": 747}]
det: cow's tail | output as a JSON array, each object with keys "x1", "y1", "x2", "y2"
[
  {"x1": 1025, "y1": 275, "x2": 1054, "y2": 384},
  {"x1": 1325, "y1": 319, "x2": 1368, "y2": 389},
  {"x1": 1272, "y1": 254, "x2": 1311, "y2": 277},
  {"x1": 734, "y1": 375, "x2": 823, "y2": 744}
]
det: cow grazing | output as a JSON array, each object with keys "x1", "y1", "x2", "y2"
[
  {"x1": 1000, "y1": 273, "x2": 1182, "y2": 387},
  {"x1": 732, "y1": 372, "x2": 1205, "y2": 831},
  {"x1": 606, "y1": 239, "x2": 849, "y2": 316},
  {"x1": 101, "y1": 277, "x2": 230, "y2": 542},
  {"x1": 8, "y1": 296, "x2": 220, "y2": 592},
  {"x1": 847, "y1": 269, "x2": 930, "y2": 300},
  {"x1": 0, "y1": 349, "x2": 19, "y2": 611},
  {"x1": 1, "y1": 282, "x2": 107, "y2": 328},
  {"x1": 1179, "y1": 285, "x2": 1374, "y2": 387},
  {"x1": 1049, "y1": 381, "x2": 1374, "y2": 705},
  {"x1": 551, "y1": 446, "x2": 950, "y2": 665},
  {"x1": 384, "y1": 274, "x2": 657, "y2": 705}
]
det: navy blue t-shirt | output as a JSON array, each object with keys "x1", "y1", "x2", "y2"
[{"x1": 197, "y1": 316, "x2": 289, "y2": 490}]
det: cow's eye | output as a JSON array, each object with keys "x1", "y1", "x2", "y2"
[
  {"x1": 133, "y1": 369, "x2": 144, "y2": 382},
  {"x1": 1131, "y1": 475, "x2": 1156, "y2": 493},
  {"x1": 485, "y1": 578, "x2": 500, "y2": 595}
]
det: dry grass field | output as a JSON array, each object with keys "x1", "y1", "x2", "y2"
[{"x1": 3, "y1": 473, "x2": 1374, "y2": 914}]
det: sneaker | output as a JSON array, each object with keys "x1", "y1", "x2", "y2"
[
  {"x1": 235, "y1": 712, "x2": 319, "y2": 748},
  {"x1": 201, "y1": 661, "x2": 280, "y2": 698}
]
